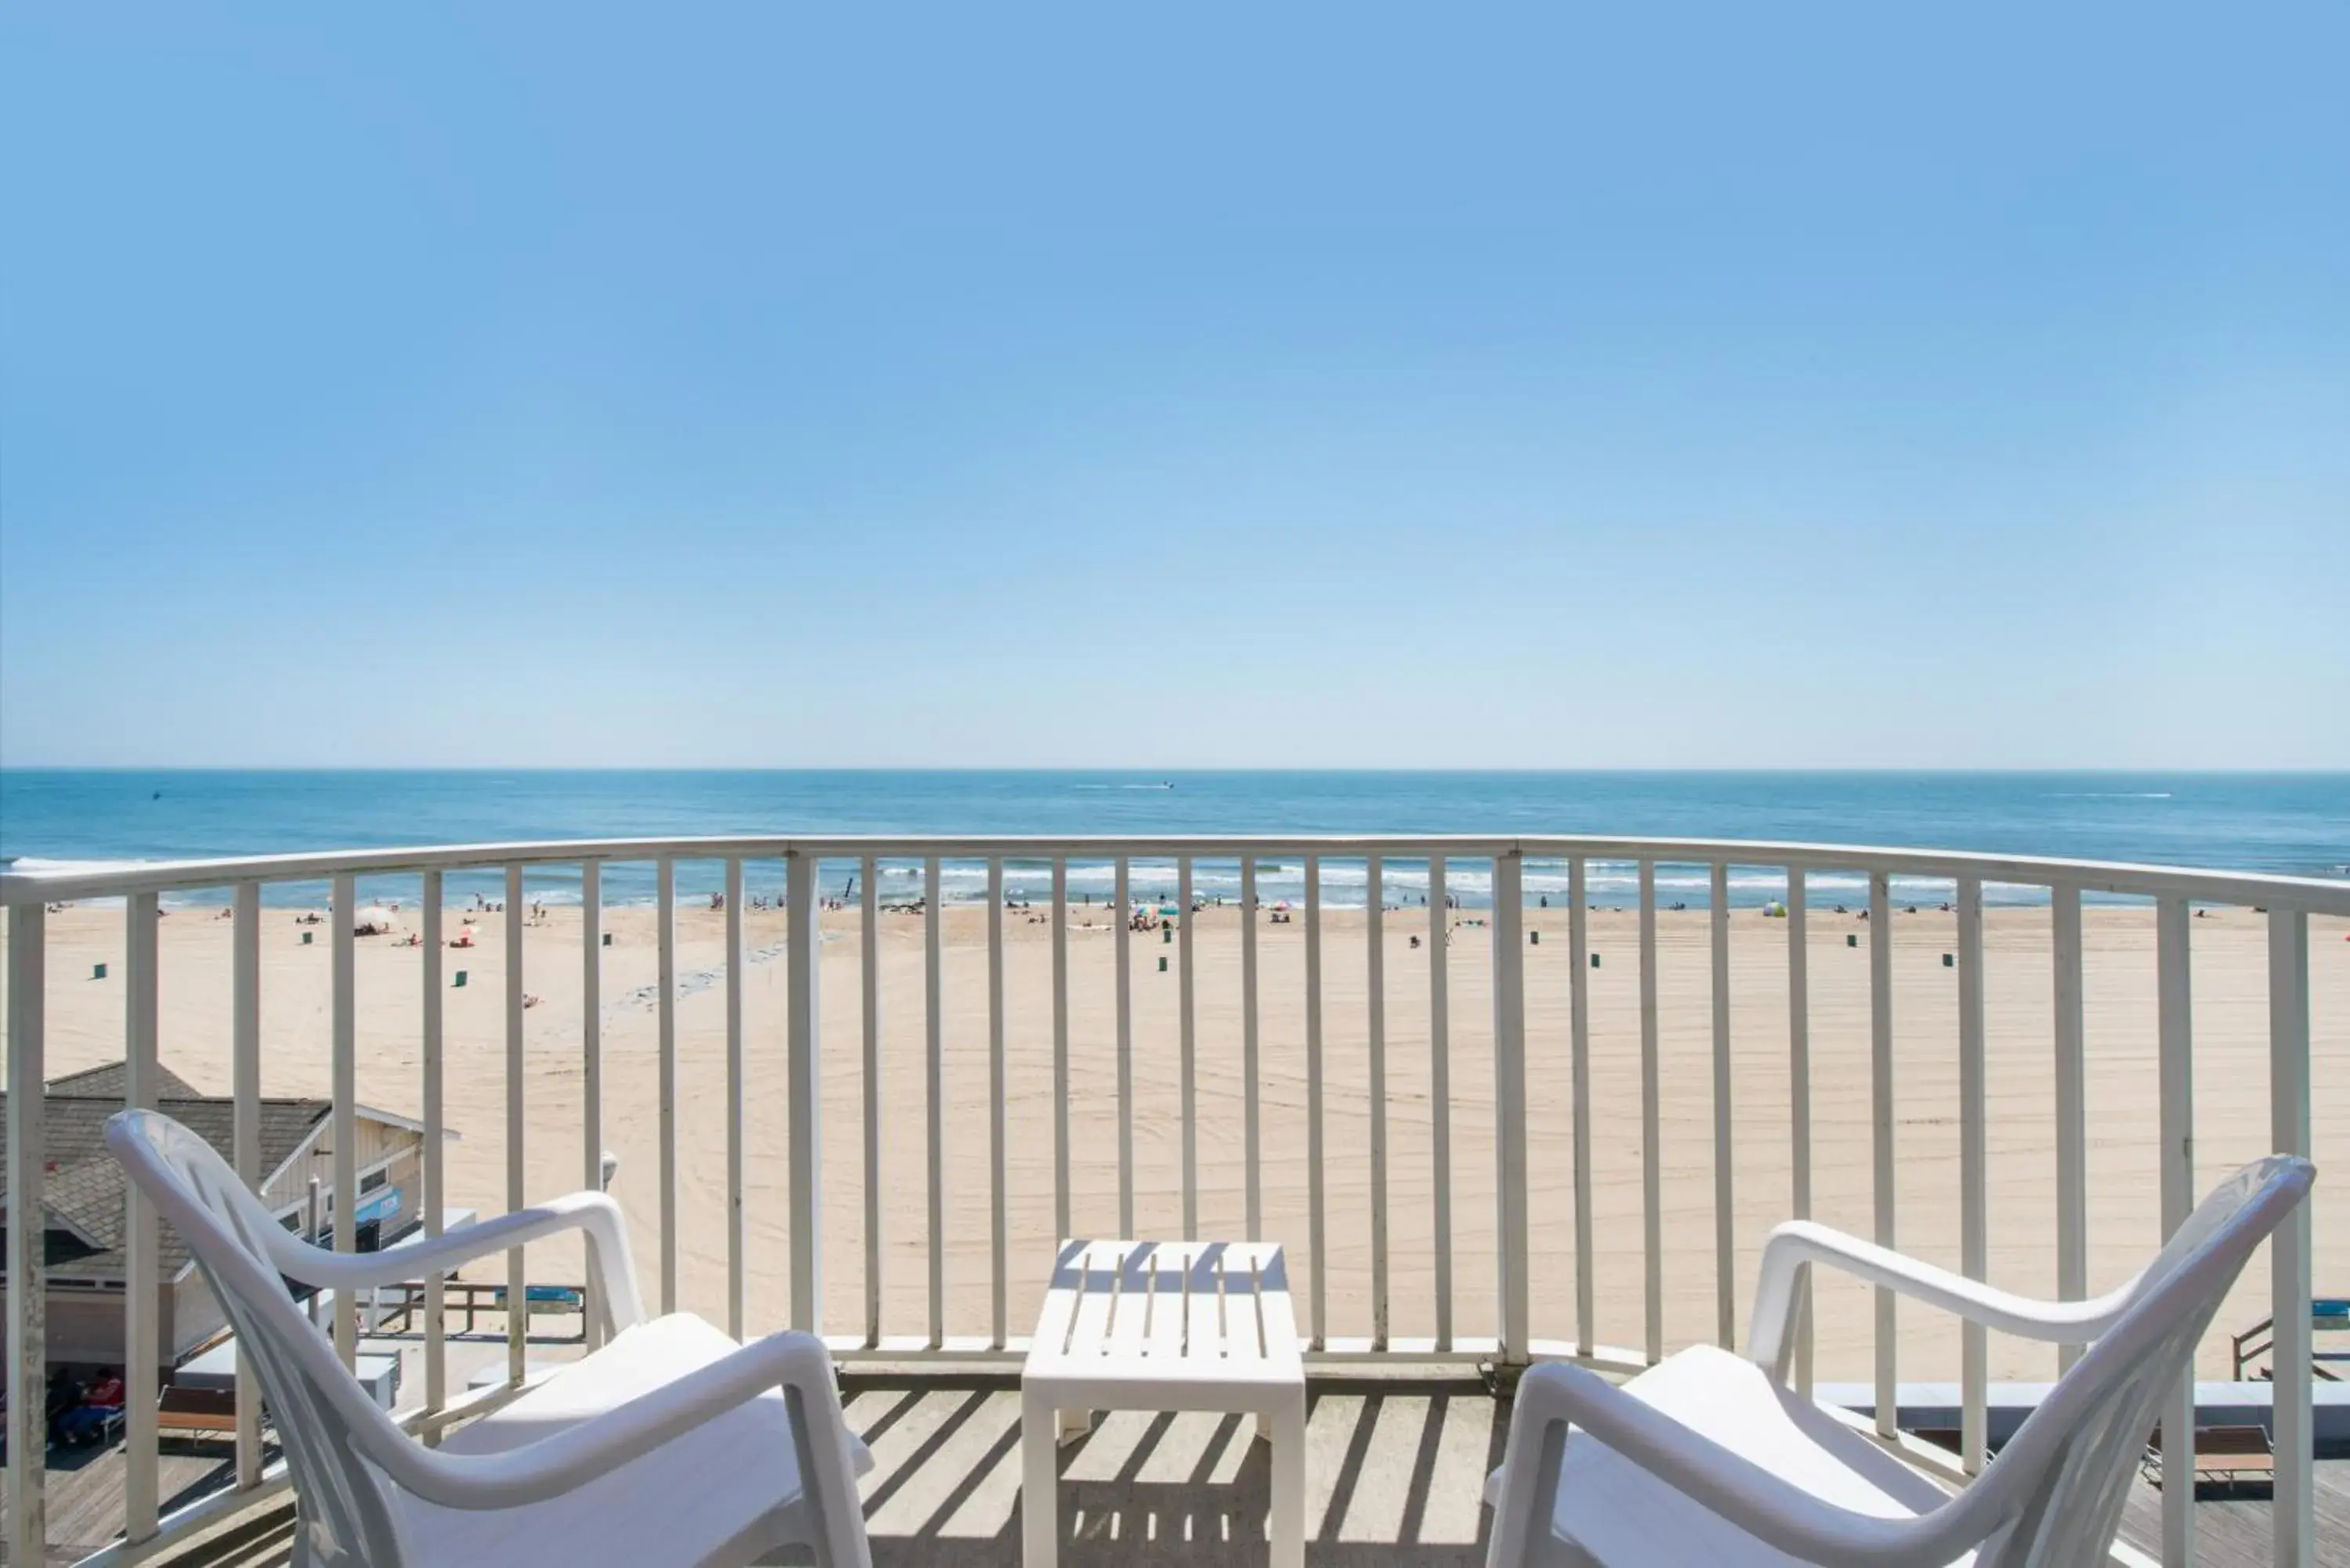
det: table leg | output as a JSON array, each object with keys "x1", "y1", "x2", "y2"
[
  {"x1": 1024, "y1": 1390, "x2": 1060, "y2": 1568},
  {"x1": 1269, "y1": 1393, "x2": 1306, "y2": 1568}
]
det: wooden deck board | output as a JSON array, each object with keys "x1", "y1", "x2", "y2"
[
  {"x1": 40, "y1": 1381, "x2": 2341, "y2": 1568},
  {"x1": 2120, "y1": 1457, "x2": 2350, "y2": 1566},
  {"x1": 3, "y1": 1441, "x2": 235, "y2": 1564}
]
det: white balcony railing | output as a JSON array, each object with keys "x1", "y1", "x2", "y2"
[{"x1": 2, "y1": 835, "x2": 2342, "y2": 1567}]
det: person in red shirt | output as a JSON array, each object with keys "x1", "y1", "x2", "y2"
[{"x1": 56, "y1": 1369, "x2": 125, "y2": 1447}]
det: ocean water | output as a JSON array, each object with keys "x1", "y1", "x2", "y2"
[{"x1": 2, "y1": 771, "x2": 2343, "y2": 911}]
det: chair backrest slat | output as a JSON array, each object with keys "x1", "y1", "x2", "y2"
[
  {"x1": 1974, "y1": 1155, "x2": 2312, "y2": 1568},
  {"x1": 107, "y1": 1110, "x2": 418, "y2": 1566}
]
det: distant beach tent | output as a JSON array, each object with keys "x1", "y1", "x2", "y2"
[{"x1": 352, "y1": 906, "x2": 401, "y2": 936}]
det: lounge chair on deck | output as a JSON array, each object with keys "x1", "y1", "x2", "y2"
[
  {"x1": 1483, "y1": 1156, "x2": 2313, "y2": 1567},
  {"x1": 107, "y1": 1109, "x2": 873, "y2": 1568},
  {"x1": 155, "y1": 1383, "x2": 240, "y2": 1444},
  {"x1": 2142, "y1": 1423, "x2": 2276, "y2": 1490}
]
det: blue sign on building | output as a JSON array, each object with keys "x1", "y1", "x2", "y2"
[{"x1": 356, "y1": 1186, "x2": 403, "y2": 1226}]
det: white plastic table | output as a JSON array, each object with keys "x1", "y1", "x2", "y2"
[{"x1": 1022, "y1": 1239, "x2": 1305, "y2": 1568}]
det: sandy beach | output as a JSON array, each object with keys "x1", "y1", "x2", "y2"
[{"x1": 5, "y1": 898, "x2": 2343, "y2": 1383}]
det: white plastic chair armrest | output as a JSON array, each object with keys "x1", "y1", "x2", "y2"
[
  {"x1": 1488, "y1": 1364, "x2": 2007, "y2": 1568},
  {"x1": 356, "y1": 1329, "x2": 861, "y2": 1542},
  {"x1": 1748, "y1": 1220, "x2": 2136, "y2": 1375},
  {"x1": 273, "y1": 1191, "x2": 646, "y2": 1335}
]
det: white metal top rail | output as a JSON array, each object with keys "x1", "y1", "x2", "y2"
[{"x1": 5, "y1": 833, "x2": 2348, "y2": 911}]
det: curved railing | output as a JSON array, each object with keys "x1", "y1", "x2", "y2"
[
  {"x1": 3, "y1": 836, "x2": 2340, "y2": 1566},
  {"x1": 10, "y1": 832, "x2": 2350, "y2": 905}
]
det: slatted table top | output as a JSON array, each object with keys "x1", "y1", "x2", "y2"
[{"x1": 1024, "y1": 1239, "x2": 1303, "y2": 1403}]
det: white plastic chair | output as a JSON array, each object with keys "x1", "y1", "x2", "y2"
[
  {"x1": 106, "y1": 1109, "x2": 873, "y2": 1568},
  {"x1": 1484, "y1": 1155, "x2": 2314, "y2": 1568}
]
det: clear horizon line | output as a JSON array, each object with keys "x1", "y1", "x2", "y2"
[{"x1": 5, "y1": 764, "x2": 2347, "y2": 777}]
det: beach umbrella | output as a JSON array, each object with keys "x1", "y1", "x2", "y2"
[{"x1": 354, "y1": 905, "x2": 400, "y2": 930}]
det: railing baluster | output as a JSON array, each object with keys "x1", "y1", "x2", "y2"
[
  {"x1": 504, "y1": 863, "x2": 525, "y2": 1380},
  {"x1": 1869, "y1": 868, "x2": 1895, "y2": 1438},
  {"x1": 725, "y1": 856, "x2": 747, "y2": 1340},
  {"x1": 2157, "y1": 894, "x2": 2195, "y2": 1568},
  {"x1": 578, "y1": 862, "x2": 600, "y2": 1353},
  {"x1": 925, "y1": 854, "x2": 945, "y2": 1344},
  {"x1": 1052, "y1": 858, "x2": 1070, "y2": 1240},
  {"x1": 989, "y1": 857, "x2": 1008, "y2": 1343},
  {"x1": 1784, "y1": 866, "x2": 1813, "y2": 1395},
  {"x1": 1568, "y1": 857, "x2": 1594, "y2": 1359},
  {"x1": 7, "y1": 902, "x2": 48, "y2": 1564},
  {"x1": 2052, "y1": 883, "x2": 2088, "y2": 1375},
  {"x1": 1492, "y1": 851, "x2": 1529, "y2": 1366},
  {"x1": 334, "y1": 873, "x2": 360, "y2": 1371},
  {"x1": 1179, "y1": 854, "x2": 1198, "y2": 1238},
  {"x1": 125, "y1": 891, "x2": 161, "y2": 1542},
  {"x1": 232, "y1": 881, "x2": 264, "y2": 1482},
  {"x1": 423, "y1": 872, "x2": 447, "y2": 1425},
  {"x1": 1115, "y1": 855, "x2": 1133, "y2": 1237},
  {"x1": 1958, "y1": 874, "x2": 1989, "y2": 1476},
  {"x1": 308, "y1": 1178, "x2": 323, "y2": 1328},
  {"x1": 1428, "y1": 854, "x2": 1452, "y2": 1351},
  {"x1": 1306, "y1": 851, "x2": 1327, "y2": 1347},
  {"x1": 1710, "y1": 860, "x2": 1734, "y2": 1349},
  {"x1": 786, "y1": 849, "x2": 823, "y2": 1334},
  {"x1": 1367, "y1": 855, "x2": 1390, "y2": 1349},
  {"x1": 1639, "y1": 859, "x2": 1662, "y2": 1364},
  {"x1": 2269, "y1": 906, "x2": 2314, "y2": 1568},
  {"x1": 656, "y1": 855, "x2": 678, "y2": 1316},
  {"x1": 861, "y1": 854, "x2": 881, "y2": 1346},
  {"x1": 1242, "y1": 854, "x2": 1262, "y2": 1241}
]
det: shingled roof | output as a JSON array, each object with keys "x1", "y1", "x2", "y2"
[
  {"x1": 42, "y1": 1061, "x2": 207, "y2": 1101},
  {"x1": 1, "y1": 1065, "x2": 331, "y2": 1284}
]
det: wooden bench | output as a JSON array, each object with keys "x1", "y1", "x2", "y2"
[
  {"x1": 2142, "y1": 1424, "x2": 2276, "y2": 1488},
  {"x1": 155, "y1": 1385, "x2": 240, "y2": 1443}
]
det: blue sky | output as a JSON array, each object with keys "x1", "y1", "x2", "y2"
[{"x1": 3, "y1": 4, "x2": 2344, "y2": 768}]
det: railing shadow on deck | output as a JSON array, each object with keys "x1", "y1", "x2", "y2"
[
  {"x1": 27, "y1": 1377, "x2": 2323, "y2": 1567},
  {"x1": 851, "y1": 1376, "x2": 1508, "y2": 1568}
]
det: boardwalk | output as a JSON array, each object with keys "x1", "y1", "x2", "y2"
[
  {"x1": 76, "y1": 1375, "x2": 2344, "y2": 1568},
  {"x1": 2, "y1": 1440, "x2": 236, "y2": 1566}
]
